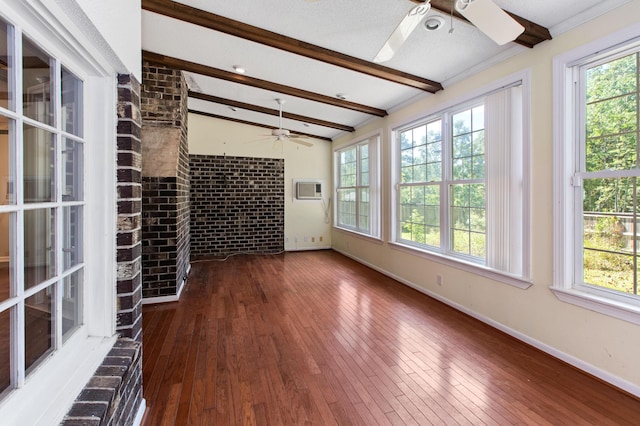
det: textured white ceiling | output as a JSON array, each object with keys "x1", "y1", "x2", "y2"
[{"x1": 142, "y1": 0, "x2": 628, "y2": 140}]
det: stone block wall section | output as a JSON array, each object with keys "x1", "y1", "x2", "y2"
[
  {"x1": 140, "y1": 62, "x2": 190, "y2": 300},
  {"x1": 190, "y1": 155, "x2": 284, "y2": 257},
  {"x1": 63, "y1": 75, "x2": 144, "y2": 424}
]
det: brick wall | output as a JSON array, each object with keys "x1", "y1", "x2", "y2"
[
  {"x1": 116, "y1": 74, "x2": 143, "y2": 340},
  {"x1": 63, "y1": 74, "x2": 143, "y2": 425},
  {"x1": 190, "y1": 155, "x2": 284, "y2": 257},
  {"x1": 62, "y1": 339, "x2": 142, "y2": 426},
  {"x1": 140, "y1": 62, "x2": 190, "y2": 299}
]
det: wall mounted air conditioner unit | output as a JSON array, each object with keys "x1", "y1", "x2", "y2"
[{"x1": 296, "y1": 181, "x2": 322, "y2": 200}]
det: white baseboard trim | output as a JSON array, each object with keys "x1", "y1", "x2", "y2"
[
  {"x1": 333, "y1": 248, "x2": 640, "y2": 399},
  {"x1": 141, "y1": 263, "x2": 191, "y2": 305},
  {"x1": 133, "y1": 398, "x2": 146, "y2": 426},
  {"x1": 285, "y1": 245, "x2": 332, "y2": 252}
]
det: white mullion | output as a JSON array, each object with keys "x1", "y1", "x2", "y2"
[{"x1": 12, "y1": 22, "x2": 25, "y2": 390}]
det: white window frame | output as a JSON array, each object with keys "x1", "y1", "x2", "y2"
[
  {"x1": 552, "y1": 23, "x2": 640, "y2": 325},
  {"x1": 390, "y1": 71, "x2": 532, "y2": 289},
  {"x1": 0, "y1": 2, "x2": 118, "y2": 424},
  {"x1": 334, "y1": 133, "x2": 381, "y2": 239}
]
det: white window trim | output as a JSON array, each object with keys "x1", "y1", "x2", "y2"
[
  {"x1": 389, "y1": 70, "x2": 532, "y2": 288},
  {"x1": 0, "y1": 1, "x2": 119, "y2": 423},
  {"x1": 552, "y1": 22, "x2": 640, "y2": 325},
  {"x1": 333, "y1": 131, "x2": 381, "y2": 239}
]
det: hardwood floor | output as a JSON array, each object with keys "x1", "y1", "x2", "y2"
[{"x1": 142, "y1": 250, "x2": 640, "y2": 425}]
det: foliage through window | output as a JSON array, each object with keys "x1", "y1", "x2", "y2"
[
  {"x1": 396, "y1": 82, "x2": 528, "y2": 279},
  {"x1": 578, "y1": 48, "x2": 639, "y2": 298},
  {"x1": 335, "y1": 136, "x2": 379, "y2": 237}
]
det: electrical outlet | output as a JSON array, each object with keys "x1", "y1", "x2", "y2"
[
  {"x1": 285, "y1": 237, "x2": 289, "y2": 243},
  {"x1": 319, "y1": 236, "x2": 323, "y2": 242},
  {"x1": 312, "y1": 237, "x2": 315, "y2": 243},
  {"x1": 437, "y1": 275, "x2": 443, "y2": 286}
]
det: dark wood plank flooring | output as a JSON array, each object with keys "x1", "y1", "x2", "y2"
[{"x1": 142, "y1": 250, "x2": 640, "y2": 425}]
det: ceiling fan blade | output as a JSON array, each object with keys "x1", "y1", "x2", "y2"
[
  {"x1": 455, "y1": 0, "x2": 524, "y2": 45},
  {"x1": 373, "y1": 1, "x2": 431, "y2": 63}
]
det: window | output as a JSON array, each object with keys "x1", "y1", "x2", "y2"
[
  {"x1": 335, "y1": 135, "x2": 380, "y2": 237},
  {"x1": 0, "y1": 5, "x2": 117, "y2": 422},
  {"x1": 0, "y1": 17, "x2": 85, "y2": 399},
  {"x1": 553, "y1": 27, "x2": 640, "y2": 323},
  {"x1": 394, "y1": 79, "x2": 529, "y2": 285}
]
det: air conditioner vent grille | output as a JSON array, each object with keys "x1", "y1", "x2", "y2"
[{"x1": 296, "y1": 181, "x2": 322, "y2": 200}]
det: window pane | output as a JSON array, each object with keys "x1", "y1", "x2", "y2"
[
  {"x1": 22, "y1": 37, "x2": 53, "y2": 126},
  {"x1": 453, "y1": 110, "x2": 471, "y2": 136},
  {"x1": 453, "y1": 134, "x2": 471, "y2": 158},
  {"x1": 0, "y1": 308, "x2": 10, "y2": 393},
  {"x1": 62, "y1": 270, "x2": 82, "y2": 342},
  {"x1": 338, "y1": 189, "x2": 356, "y2": 227},
  {"x1": 453, "y1": 106, "x2": 485, "y2": 182},
  {"x1": 23, "y1": 124, "x2": 54, "y2": 203},
  {"x1": 427, "y1": 120, "x2": 441, "y2": 142},
  {"x1": 0, "y1": 213, "x2": 13, "y2": 302},
  {"x1": 339, "y1": 148, "x2": 356, "y2": 187},
  {"x1": 24, "y1": 208, "x2": 55, "y2": 290},
  {"x1": 0, "y1": 116, "x2": 14, "y2": 205},
  {"x1": 585, "y1": 53, "x2": 638, "y2": 173},
  {"x1": 586, "y1": 54, "x2": 637, "y2": 102},
  {"x1": 472, "y1": 106, "x2": 485, "y2": 131},
  {"x1": 399, "y1": 184, "x2": 440, "y2": 246},
  {"x1": 62, "y1": 138, "x2": 83, "y2": 201},
  {"x1": 413, "y1": 125, "x2": 426, "y2": 147},
  {"x1": 586, "y1": 133, "x2": 637, "y2": 172},
  {"x1": 451, "y1": 184, "x2": 486, "y2": 258},
  {"x1": 61, "y1": 67, "x2": 83, "y2": 137},
  {"x1": 400, "y1": 164, "x2": 412, "y2": 183},
  {"x1": 63, "y1": 206, "x2": 82, "y2": 270},
  {"x1": 583, "y1": 177, "x2": 637, "y2": 295},
  {"x1": 453, "y1": 158, "x2": 473, "y2": 180},
  {"x1": 25, "y1": 286, "x2": 53, "y2": 373},
  {"x1": 0, "y1": 19, "x2": 12, "y2": 111},
  {"x1": 586, "y1": 94, "x2": 637, "y2": 145},
  {"x1": 358, "y1": 188, "x2": 369, "y2": 232},
  {"x1": 427, "y1": 125, "x2": 443, "y2": 180},
  {"x1": 359, "y1": 144, "x2": 369, "y2": 187},
  {"x1": 400, "y1": 130, "x2": 412, "y2": 150}
]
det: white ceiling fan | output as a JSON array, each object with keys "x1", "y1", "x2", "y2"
[
  {"x1": 267, "y1": 98, "x2": 313, "y2": 147},
  {"x1": 374, "y1": 0, "x2": 525, "y2": 63}
]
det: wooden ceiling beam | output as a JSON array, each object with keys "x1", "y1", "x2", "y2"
[
  {"x1": 189, "y1": 91, "x2": 355, "y2": 132},
  {"x1": 142, "y1": 0, "x2": 442, "y2": 93},
  {"x1": 427, "y1": 0, "x2": 551, "y2": 48},
  {"x1": 143, "y1": 51, "x2": 388, "y2": 117},
  {"x1": 188, "y1": 109, "x2": 333, "y2": 142}
]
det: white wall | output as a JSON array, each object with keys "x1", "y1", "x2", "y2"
[
  {"x1": 188, "y1": 113, "x2": 332, "y2": 251},
  {"x1": 72, "y1": 0, "x2": 142, "y2": 80},
  {"x1": 332, "y1": 1, "x2": 640, "y2": 396}
]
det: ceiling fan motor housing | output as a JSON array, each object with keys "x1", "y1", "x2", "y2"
[{"x1": 272, "y1": 128, "x2": 290, "y2": 137}]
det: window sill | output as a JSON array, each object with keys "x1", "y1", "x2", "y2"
[
  {"x1": 0, "y1": 332, "x2": 117, "y2": 424},
  {"x1": 388, "y1": 241, "x2": 533, "y2": 290},
  {"x1": 550, "y1": 287, "x2": 640, "y2": 325}
]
